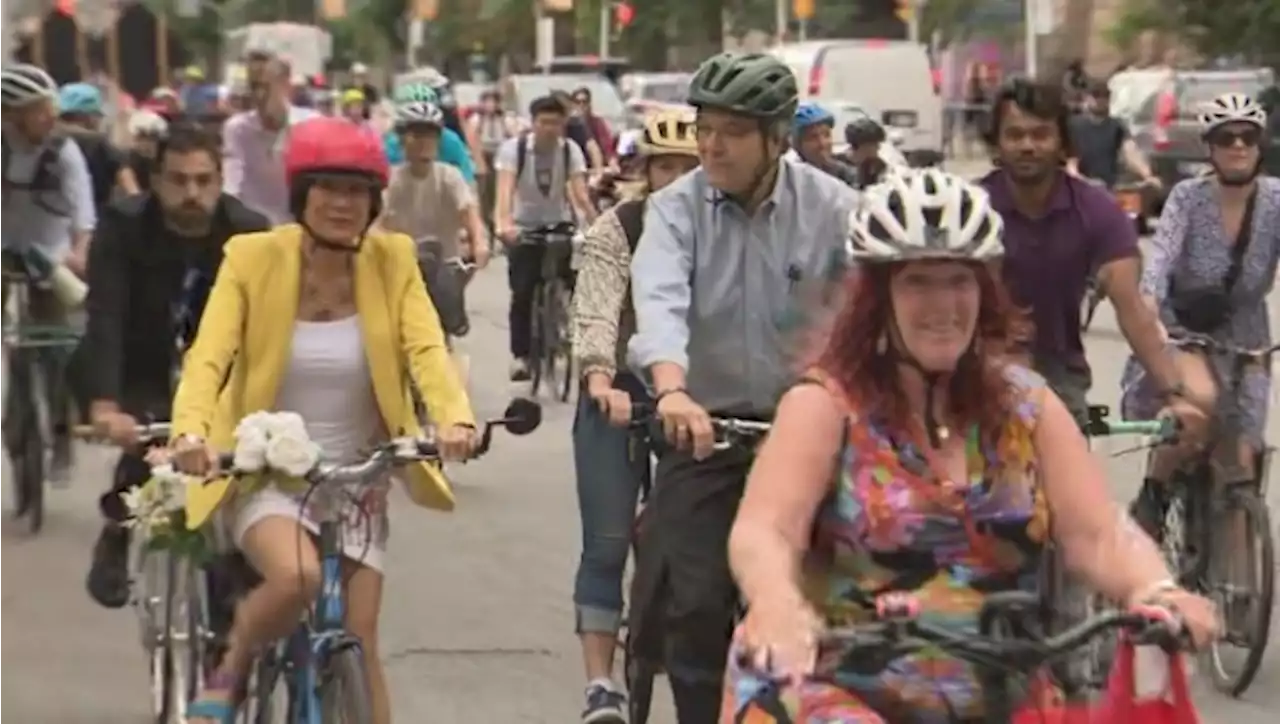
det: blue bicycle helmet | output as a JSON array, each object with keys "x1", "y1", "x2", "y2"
[
  {"x1": 792, "y1": 101, "x2": 835, "y2": 138},
  {"x1": 58, "y1": 82, "x2": 103, "y2": 116}
]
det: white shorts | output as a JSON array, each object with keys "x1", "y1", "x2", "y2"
[{"x1": 231, "y1": 483, "x2": 391, "y2": 572}]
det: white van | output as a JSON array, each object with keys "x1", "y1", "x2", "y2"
[{"x1": 771, "y1": 40, "x2": 943, "y2": 166}]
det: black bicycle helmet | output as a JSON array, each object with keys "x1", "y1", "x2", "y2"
[
  {"x1": 686, "y1": 52, "x2": 798, "y2": 121},
  {"x1": 845, "y1": 116, "x2": 886, "y2": 147}
]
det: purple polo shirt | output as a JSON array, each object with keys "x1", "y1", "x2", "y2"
[{"x1": 981, "y1": 170, "x2": 1139, "y2": 369}]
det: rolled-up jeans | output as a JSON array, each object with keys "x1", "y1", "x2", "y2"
[{"x1": 572, "y1": 372, "x2": 652, "y2": 635}]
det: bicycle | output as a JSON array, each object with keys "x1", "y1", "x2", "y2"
[
  {"x1": 1130, "y1": 332, "x2": 1279, "y2": 696},
  {"x1": 234, "y1": 398, "x2": 542, "y2": 724},
  {"x1": 73, "y1": 420, "x2": 218, "y2": 724},
  {"x1": 2, "y1": 263, "x2": 83, "y2": 534},
  {"x1": 772, "y1": 589, "x2": 1191, "y2": 724},
  {"x1": 622, "y1": 411, "x2": 772, "y2": 724},
  {"x1": 1048, "y1": 406, "x2": 1180, "y2": 699},
  {"x1": 519, "y1": 222, "x2": 577, "y2": 403}
]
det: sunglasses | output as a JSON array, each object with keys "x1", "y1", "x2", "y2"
[{"x1": 1208, "y1": 128, "x2": 1262, "y2": 148}]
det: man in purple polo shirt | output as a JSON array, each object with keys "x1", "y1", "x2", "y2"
[
  {"x1": 979, "y1": 78, "x2": 1205, "y2": 429},
  {"x1": 222, "y1": 55, "x2": 317, "y2": 224}
]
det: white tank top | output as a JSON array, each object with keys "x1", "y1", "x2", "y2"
[{"x1": 274, "y1": 316, "x2": 384, "y2": 464}]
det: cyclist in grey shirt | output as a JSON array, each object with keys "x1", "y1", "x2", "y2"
[
  {"x1": 0, "y1": 62, "x2": 97, "y2": 483},
  {"x1": 624, "y1": 52, "x2": 857, "y2": 723},
  {"x1": 493, "y1": 94, "x2": 596, "y2": 380}
]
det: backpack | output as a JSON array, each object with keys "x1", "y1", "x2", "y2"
[
  {"x1": 2, "y1": 133, "x2": 71, "y2": 216},
  {"x1": 515, "y1": 132, "x2": 572, "y2": 182},
  {"x1": 613, "y1": 198, "x2": 646, "y2": 253}
]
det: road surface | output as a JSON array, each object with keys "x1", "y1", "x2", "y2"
[{"x1": 4, "y1": 218, "x2": 1278, "y2": 723}]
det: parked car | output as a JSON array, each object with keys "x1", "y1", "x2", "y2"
[
  {"x1": 1109, "y1": 66, "x2": 1275, "y2": 213},
  {"x1": 621, "y1": 72, "x2": 695, "y2": 128}
]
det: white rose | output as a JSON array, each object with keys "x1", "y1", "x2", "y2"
[
  {"x1": 235, "y1": 410, "x2": 275, "y2": 440},
  {"x1": 266, "y1": 411, "x2": 309, "y2": 440},
  {"x1": 264, "y1": 432, "x2": 320, "y2": 478},
  {"x1": 233, "y1": 428, "x2": 269, "y2": 472}
]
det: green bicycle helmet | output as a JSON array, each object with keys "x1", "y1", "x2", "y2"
[
  {"x1": 687, "y1": 52, "x2": 798, "y2": 121},
  {"x1": 394, "y1": 82, "x2": 439, "y2": 105}
]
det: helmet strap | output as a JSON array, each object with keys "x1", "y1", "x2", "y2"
[
  {"x1": 729, "y1": 124, "x2": 782, "y2": 211},
  {"x1": 885, "y1": 317, "x2": 964, "y2": 449}
]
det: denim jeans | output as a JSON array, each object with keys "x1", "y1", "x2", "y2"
[{"x1": 572, "y1": 372, "x2": 651, "y2": 634}]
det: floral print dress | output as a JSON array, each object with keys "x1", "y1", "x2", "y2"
[
  {"x1": 723, "y1": 366, "x2": 1051, "y2": 724},
  {"x1": 1120, "y1": 176, "x2": 1280, "y2": 448}
]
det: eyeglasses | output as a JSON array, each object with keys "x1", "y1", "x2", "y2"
[{"x1": 1208, "y1": 128, "x2": 1262, "y2": 148}]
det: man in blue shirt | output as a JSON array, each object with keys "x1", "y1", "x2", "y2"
[{"x1": 385, "y1": 83, "x2": 476, "y2": 184}]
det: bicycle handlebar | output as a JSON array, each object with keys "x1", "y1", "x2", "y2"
[
  {"x1": 72, "y1": 421, "x2": 172, "y2": 445},
  {"x1": 1086, "y1": 415, "x2": 1179, "y2": 441},
  {"x1": 627, "y1": 403, "x2": 771, "y2": 450},
  {"x1": 519, "y1": 223, "x2": 579, "y2": 243},
  {"x1": 807, "y1": 591, "x2": 1184, "y2": 676},
  {"x1": 1169, "y1": 333, "x2": 1280, "y2": 364},
  {"x1": 214, "y1": 399, "x2": 542, "y2": 485}
]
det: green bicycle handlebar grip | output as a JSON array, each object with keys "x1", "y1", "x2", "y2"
[{"x1": 1096, "y1": 417, "x2": 1179, "y2": 441}]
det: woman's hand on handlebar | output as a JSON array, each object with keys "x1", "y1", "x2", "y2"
[
  {"x1": 736, "y1": 593, "x2": 823, "y2": 682},
  {"x1": 437, "y1": 423, "x2": 480, "y2": 461},
  {"x1": 656, "y1": 389, "x2": 715, "y2": 460},
  {"x1": 1134, "y1": 586, "x2": 1220, "y2": 650},
  {"x1": 170, "y1": 434, "x2": 221, "y2": 476},
  {"x1": 586, "y1": 372, "x2": 632, "y2": 427}
]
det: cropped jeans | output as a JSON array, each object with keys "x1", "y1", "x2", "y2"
[{"x1": 572, "y1": 372, "x2": 652, "y2": 635}]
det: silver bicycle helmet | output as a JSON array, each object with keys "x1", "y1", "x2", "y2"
[
  {"x1": 393, "y1": 100, "x2": 445, "y2": 128},
  {"x1": 1198, "y1": 92, "x2": 1267, "y2": 135},
  {"x1": 847, "y1": 168, "x2": 1004, "y2": 263},
  {"x1": 2, "y1": 64, "x2": 57, "y2": 108}
]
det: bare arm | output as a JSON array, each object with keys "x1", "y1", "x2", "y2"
[
  {"x1": 1103, "y1": 256, "x2": 1180, "y2": 391},
  {"x1": 730, "y1": 384, "x2": 844, "y2": 610},
  {"x1": 1036, "y1": 389, "x2": 1173, "y2": 603},
  {"x1": 1120, "y1": 138, "x2": 1155, "y2": 180}
]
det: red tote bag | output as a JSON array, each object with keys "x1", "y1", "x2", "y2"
[{"x1": 1012, "y1": 639, "x2": 1200, "y2": 724}]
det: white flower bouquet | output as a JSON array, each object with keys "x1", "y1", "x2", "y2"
[
  {"x1": 231, "y1": 410, "x2": 322, "y2": 487},
  {"x1": 122, "y1": 464, "x2": 208, "y2": 561}
]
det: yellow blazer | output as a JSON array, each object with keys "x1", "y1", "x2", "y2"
[{"x1": 172, "y1": 225, "x2": 475, "y2": 529}]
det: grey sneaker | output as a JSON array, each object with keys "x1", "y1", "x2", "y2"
[
  {"x1": 582, "y1": 682, "x2": 626, "y2": 724},
  {"x1": 509, "y1": 358, "x2": 531, "y2": 382}
]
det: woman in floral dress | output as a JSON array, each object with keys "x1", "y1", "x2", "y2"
[{"x1": 720, "y1": 169, "x2": 1219, "y2": 723}]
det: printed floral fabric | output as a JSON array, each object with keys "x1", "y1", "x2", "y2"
[{"x1": 723, "y1": 365, "x2": 1051, "y2": 724}]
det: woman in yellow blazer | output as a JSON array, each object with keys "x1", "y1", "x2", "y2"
[{"x1": 175, "y1": 117, "x2": 478, "y2": 724}]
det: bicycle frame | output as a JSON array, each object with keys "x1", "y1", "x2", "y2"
[
  {"x1": 1167, "y1": 337, "x2": 1275, "y2": 575},
  {"x1": 278, "y1": 499, "x2": 366, "y2": 724}
]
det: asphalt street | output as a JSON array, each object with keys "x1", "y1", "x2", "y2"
[{"x1": 3, "y1": 162, "x2": 1277, "y2": 723}]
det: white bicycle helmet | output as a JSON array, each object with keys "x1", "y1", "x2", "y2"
[
  {"x1": 848, "y1": 169, "x2": 1004, "y2": 263},
  {"x1": 2, "y1": 63, "x2": 57, "y2": 107},
  {"x1": 127, "y1": 110, "x2": 169, "y2": 138},
  {"x1": 1198, "y1": 92, "x2": 1267, "y2": 135},
  {"x1": 393, "y1": 100, "x2": 445, "y2": 128}
]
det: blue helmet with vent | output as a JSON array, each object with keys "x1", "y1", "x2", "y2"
[{"x1": 792, "y1": 101, "x2": 835, "y2": 139}]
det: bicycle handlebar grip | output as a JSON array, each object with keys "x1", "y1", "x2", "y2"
[{"x1": 874, "y1": 592, "x2": 921, "y2": 620}]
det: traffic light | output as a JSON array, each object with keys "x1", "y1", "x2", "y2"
[
  {"x1": 793, "y1": 0, "x2": 814, "y2": 21},
  {"x1": 614, "y1": 1, "x2": 634, "y2": 29},
  {"x1": 895, "y1": 0, "x2": 913, "y2": 22}
]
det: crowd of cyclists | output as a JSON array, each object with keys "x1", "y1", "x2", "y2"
[{"x1": 2, "y1": 39, "x2": 1278, "y2": 724}]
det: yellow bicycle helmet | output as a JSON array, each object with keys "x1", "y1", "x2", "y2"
[{"x1": 641, "y1": 107, "x2": 698, "y2": 157}]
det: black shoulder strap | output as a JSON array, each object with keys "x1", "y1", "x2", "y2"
[
  {"x1": 1225, "y1": 187, "x2": 1259, "y2": 294},
  {"x1": 614, "y1": 199, "x2": 646, "y2": 253},
  {"x1": 562, "y1": 137, "x2": 571, "y2": 175},
  {"x1": 516, "y1": 132, "x2": 529, "y2": 179}
]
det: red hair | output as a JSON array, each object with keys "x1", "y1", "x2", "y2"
[{"x1": 808, "y1": 262, "x2": 1032, "y2": 440}]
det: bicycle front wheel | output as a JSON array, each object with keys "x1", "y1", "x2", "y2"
[
  {"x1": 1205, "y1": 488, "x2": 1274, "y2": 697},
  {"x1": 319, "y1": 646, "x2": 373, "y2": 724},
  {"x1": 528, "y1": 285, "x2": 547, "y2": 399}
]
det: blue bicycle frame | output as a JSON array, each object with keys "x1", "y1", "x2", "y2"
[{"x1": 275, "y1": 518, "x2": 366, "y2": 723}]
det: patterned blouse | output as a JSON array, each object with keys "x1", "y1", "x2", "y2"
[
  {"x1": 571, "y1": 205, "x2": 636, "y2": 377},
  {"x1": 727, "y1": 366, "x2": 1051, "y2": 724}
]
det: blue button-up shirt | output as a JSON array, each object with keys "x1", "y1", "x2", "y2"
[{"x1": 629, "y1": 158, "x2": 858, "y2": 414}]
